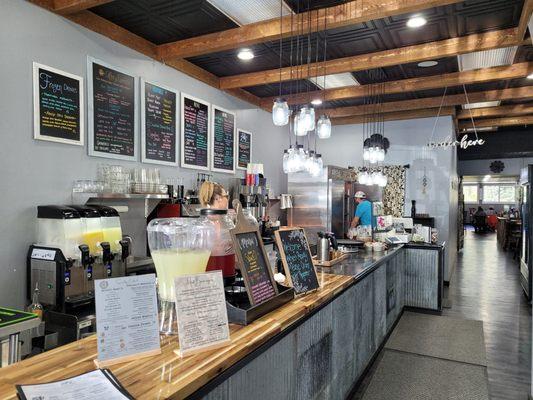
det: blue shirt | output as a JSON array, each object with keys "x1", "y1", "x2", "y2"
[{"x1": 355, "y1": 200, "x2": 372, "y2": 226}]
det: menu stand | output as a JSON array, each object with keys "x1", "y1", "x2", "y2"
[{"x1": 226, "y1": 285, "x2": 294, "y2": 326}]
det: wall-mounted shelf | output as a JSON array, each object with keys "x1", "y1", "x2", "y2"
[{"x1": 89, "y1": 193, "x2": 169, "y2": 200}]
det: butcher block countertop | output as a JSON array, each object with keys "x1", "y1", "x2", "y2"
[{"x1": 0, "y1": 273, "x2": 353, "y2": 400}]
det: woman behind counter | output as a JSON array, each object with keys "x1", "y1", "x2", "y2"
[{"x1": 199, "y1": 181, "x2": 229, "y2": 209}]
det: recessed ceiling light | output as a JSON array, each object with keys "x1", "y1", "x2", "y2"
[
  {"x1": 311, "y1": 99, "x2": 322, "y2": 106},
  {"x1": 407, "y1": 16, "x2": 427, "y2": 28},
  {"x1": 237, "y1": 48, "x2": 254, "y2": 61},
  {"x1": 527, "y1": 73, "x2": 533, "y2": 79},
  {"x1": 418, "y1": 60, "x2": 438, "y2": 68}
]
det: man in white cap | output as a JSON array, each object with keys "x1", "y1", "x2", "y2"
[{"x1": 351, "y1": 191, "x2": 372, "y2": 228}]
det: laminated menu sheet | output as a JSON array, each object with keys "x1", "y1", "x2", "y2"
[
  {"x1": 16, "y1": 369, "x2": 133, "y2": 400},
  {"x1": 94, "y1": 274, "x2": 161, "y2": 367},
  {"x1": 174, "y1": 271, "x2": 230, "y2": 357}
]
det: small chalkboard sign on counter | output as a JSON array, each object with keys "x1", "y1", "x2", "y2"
[
  {"x1": 181, "y1": 93, "x2": 210, "y2": 170},
  {"x1": 275, "y1": 228, "x2": 320, "y2": 295},
  {"x1": 33, "y1": 62, "x2": 84, "y2": 146},
  {"x1": 141, "y1": 80, "x2": 178, "y2": 166},
  {"x1": 211, "y1": 106, "x2": 236, "y2": 174},
  {"x1": 237, "y1": 129, "x2": 252, "y2": 170},
  {"x1": 88, "y1": 57, "x2": 137, "y2": 161},
  {"x1": 230, "y1": 202, "x2": 278, "y2": 306}
]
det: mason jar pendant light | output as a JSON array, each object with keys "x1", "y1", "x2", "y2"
[
  {"x1": 317, "y1": 115, "x2": 331, "y2": 139},
  {"x1": 272, "y1": 98, "x2": 290, "y2": 126}
]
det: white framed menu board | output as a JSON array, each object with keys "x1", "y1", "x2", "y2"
[
  {"x1": 180, "y1": 93, "x2": 210, "y2": 171},
  {"x1": 211, "y1": 105, "x2": 236, "y2": 174},
  {"x1": 140, "y1": 79, "x2": 179, "y2": 166},
  {"x1": 87, "y1": 56, "x2": 138, "y2": 161}
]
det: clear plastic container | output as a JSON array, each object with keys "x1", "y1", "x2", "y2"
[
  {"x1": 198, "y1": 209, "x2": 236, "y2": 280},
  {"x1": 36, "y1": 206, "x2": 84, "y2": 261},
  {"x1": 147, "y1": 218, "x2": 215, "y2": 335},
  {"x1": 69, "y1": 206, "x2": 105, "y2": 255},
  {"x1": 88, "y1": 205, "x2": 123, "y2": 253}
]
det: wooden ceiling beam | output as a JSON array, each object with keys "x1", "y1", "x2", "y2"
[
  {"x1": 517, "y1": 0, "x2": 533, "y2": 40},
  {"x1": 219, "y1": 28, "x2": 519, "y2": 89},
  {"x1": 53, "y1": 0, "x2": 115, "y2": 15},
  {"x1": 331, "y1": 107, "x2": 455, "y2": 125},
  {"x1": 458, "y1": 115, "x2": 533, "y2": 130},
  {"x1": 260, "y1": 62, "x2": 533, "y2": 108},
  {"x1": 457, "y1": 104, "x2": 533, "y2": 119},
  {"x1": 157, "y1": 0, "x2": 465, "y2": 61},
  {"x1": 323, "y1": 86, "x2": 533, "y2": 118}
]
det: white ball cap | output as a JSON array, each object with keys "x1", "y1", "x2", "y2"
[{"x1": 354, "y1": 191, "x2": 366, "y2": 199}]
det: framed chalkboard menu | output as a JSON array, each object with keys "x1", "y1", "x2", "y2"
[
  {"x1": 140, "y1": 79, "x2": 178, "y2": 166},
  {"x1": 230, "y1": 202, "x2": 278, "y2": 306},
  {"x1": 87, "y1": 57, "x2": 138, "y2": 160},
  {"x1": 233, "y1": 230, "x2": 278, "y2": 305},
  {"x1": 237, "y1": 129, "x2": 252, "y2": 170},
  {"x1": 274, "y1": 228, "x2": 320, "y2": 295},
  {"x1": 181, "y1": 93, "x2": 210, "y2": 170},
  {"x1": 33, "y1": 62, "x2": 84, "y2": 146},
  {"x1": 211, "y1": 106, "x2": 236, "y2": 174}
]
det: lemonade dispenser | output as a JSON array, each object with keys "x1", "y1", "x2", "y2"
[
  {"x1": 36, "y1": 205, "x2": 84, "y2": 260},
  {"x1": 87, "y1": 205, "x2": 123, "y2": 253},
  {"x1": 68, "y1": 206, "x2": 105, "y2": 256},
  {"x1": 147, "y1": 218, "x2": 214, "y2": 335}
]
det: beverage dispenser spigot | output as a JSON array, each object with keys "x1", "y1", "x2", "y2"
[
  {"x1": 78, "y1": 244, "x2": 94, "y2": 290},
  {"x1": 119, "y1": 239, "x2": 130, "y2": 262},
  {"x1": 100, "y1": 242, "x2": 114, "y2": 277}
]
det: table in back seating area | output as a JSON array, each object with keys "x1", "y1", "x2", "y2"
[{"x1": 497, "y1": 217, "x2": 522, "y2": 253}]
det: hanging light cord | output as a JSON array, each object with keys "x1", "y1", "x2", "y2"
[
  {"x1": 278, "y1": 0, "x2": 283, "y2": 99},
  {"x1": 462, "y1": 84, "x2": 479, "y2": 140},
  {"x1": 429, "y1": 86, "x2": 448, "y2": 144}
]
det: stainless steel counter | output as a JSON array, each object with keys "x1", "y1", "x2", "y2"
[{"x1": 317, "y1": 246, "x2": 404, "y2": 282}]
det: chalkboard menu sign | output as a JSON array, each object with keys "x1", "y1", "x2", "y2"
[
  {"x1": 232, "y1": 230, "x2": 278, "y2": 306},
  {"x1": 211, "y1": 106, "x2": 236, "y2": 174},
  {"x1": 237, "y1": 129, "x2": 252, "y2": 170},
  {"x1": 141, "y1": 80, "x2": 178, "y2": 166},
  {"x1": 88, "y1": 57, "x2": 137, "y2": 160},
  {"x1": 275, "y1": 228, "x2": 320, "y2": 295},
  {"x1": 33, "y1": 62, "x2": 84, "y2": 146},
  {"x1": 181, "y1": 93, "x2": 210, "y2": 170}
]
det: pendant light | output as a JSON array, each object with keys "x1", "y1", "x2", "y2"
[
  {"x1": 317, "y1": 115, "x2": 331, "y2": 139},
  {"x1": 272, "y1": 1, "x2": 289, "y2": 126},
  {"x1": 273, "y1": 98, "x2": 290, "y2": 126}
]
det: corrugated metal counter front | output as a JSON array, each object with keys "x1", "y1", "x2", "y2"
[{"x1": 0, "y1": 245, "x2": 442, "y2": 400}]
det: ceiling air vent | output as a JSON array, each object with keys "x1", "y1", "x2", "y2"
[
  {"x1": 458, "y1": 47, "x2": 517, "y2": 110},
  {"x1": 207, "y1": 0, "x2": 292, "y2": 25},
  {"x1": 309, "y1": 73, "x2": 360, "y2": 89}
]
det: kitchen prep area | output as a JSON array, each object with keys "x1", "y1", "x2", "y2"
[{"x1": 0, "y1": 1, "x2": 532, "y2": 399}]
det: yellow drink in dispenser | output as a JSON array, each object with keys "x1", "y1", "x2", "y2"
[{"x1": 151, "y1": 249, "x2": 211, "y2": 301}]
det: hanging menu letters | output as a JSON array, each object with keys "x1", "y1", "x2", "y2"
[
  {"x1": 33, "y1": 62, "x2": 84, "y2": 145},
  {"x1": 237, "y1": 129, "x2": 252, "y2": 170},
  {"x1": 275, "y1": 228, "x2": 320, "y2": 295},
  {"x1": 233, "y1": 231, "x2": 278, "y2": 305},
  {"x1": 181, "y1": 94, "x2": 210, "y2": 170},
  {"x1": 141, "y1": 80, "x2": 178, "y2": 165},
  {"x1": 211, "y1": 106, "x2": 235, "y2": 173},
  {"x1": 88, "y1": 58, "x2": 137, "y2": 160}
]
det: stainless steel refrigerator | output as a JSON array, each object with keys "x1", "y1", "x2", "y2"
[
  {"x1": 287, "y1": 166, "x2": 382, "y2": 244},
  {"x1": 520, "y1": 165, "x2": 532, "y2": 302}
]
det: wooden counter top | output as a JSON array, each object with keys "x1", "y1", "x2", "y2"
[{"x1": 0, "y1": 273, "x2": 353, "y2": 400}]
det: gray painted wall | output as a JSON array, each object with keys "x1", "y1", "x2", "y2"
[
  {"x1": 0, "y1": 2, "x2": 288, "y2": 309},
  {"x1": 317, "y1": 117, "x2": 458, "y2": 280}
]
